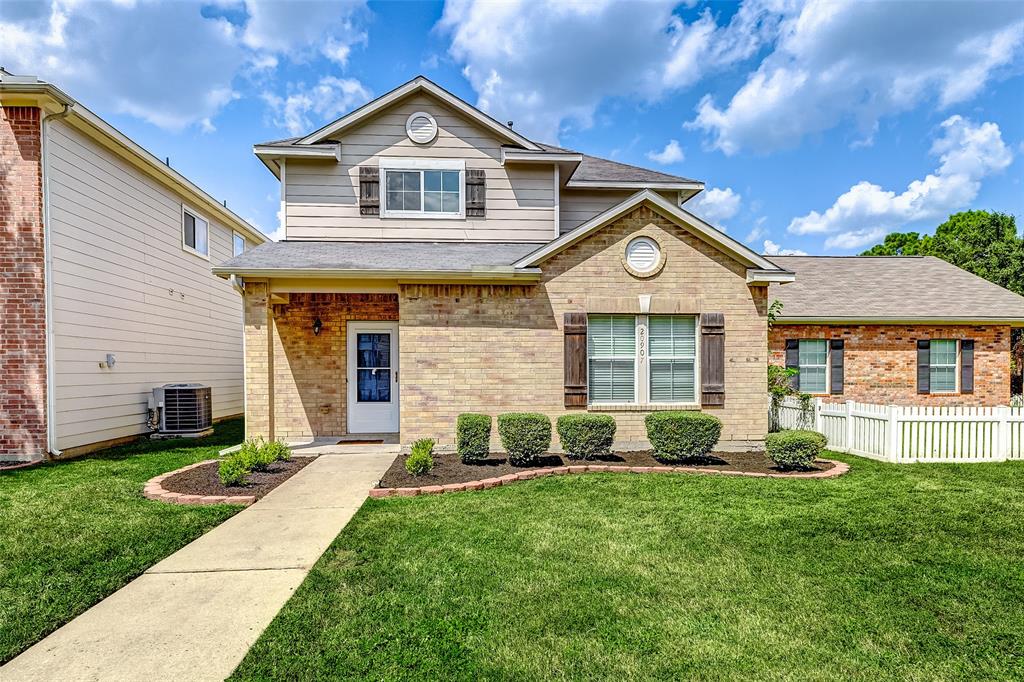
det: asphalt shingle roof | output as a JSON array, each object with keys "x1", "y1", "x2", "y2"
[
  {"x1": 216, "y1": 240, "x2": 541, "y2": 272},
  {"x1": 768, "y1": 256, "x2": 1024, "y2": 321}
]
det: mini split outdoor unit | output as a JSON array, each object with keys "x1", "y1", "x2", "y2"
[{"x1": 148, "y1": 384, "x2": 213, "y2": 438}]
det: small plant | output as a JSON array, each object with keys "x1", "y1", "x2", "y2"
[
  {"x1": 796, "y1": 393, "x2": 815, "y2": 429},
  {"x1": 768, "y1": 364, "x2": 798, "y2": 433},
  {"x1": 1012, "y1": 395, "x2": 1023, "y2": 408},
  {"x1": 497, "y1": 413, "x2": 551, "y2": 466},
  {"x1": 456, "y1": 413, "x2": 492, "y2": 463},
  {"x1": 645, "y1": 411, "x2": 722, "y2": 462},
  {"x1": 556, "y1": 414, "x2": 616, "y2": 460},
  {"x1": 404, "y1": 438, "x2": 435, "y2": 476},
  {"x1": 263, "y1": 439, "x2": 291, "y2": 462},
  {"x1": 218, "y1": 454, "x2": 250, "y2": 487},
  {"x1": 765, "y1": 430, "x2": 827, "y2": 470},
  {"x1": 236, "y1": 436, "x2": 265, "y2": 471}
]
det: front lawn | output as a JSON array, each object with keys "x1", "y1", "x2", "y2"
[
  {"x1": 0, "y1": 420, "x2": 244, "y2": 663},
  {"x1": 232, "y1": 455, "x2": 1024, "y2": 681}
]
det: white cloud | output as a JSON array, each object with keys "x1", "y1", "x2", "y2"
[
  {"x1": 688, "y1": 1, "x2": 1024, "y2": 154},
  {"x1": 788, "y1": 115, "x2": 1013, "y2": 249},
  {"x1": 745, "y1": 217, "x2": 768, "y2": 244},
  {"x1": 0, "y1": 0, "x2": 371, "y2": 130},
  {"x1": 686, "y1": 187, "x2": 742, "y2": 227},
  {"x1": 262, "y1": 76, "x2": 372, "y2": 136},
  {"x1": 763, "y1": 239, "x2": 807, "y2": 256},
  {"x1": 646, "y1": 139, "x2": 685, "y2": 165},
  {"x1": 437, "y1": 0, "x2": 781, "y2": 142}
]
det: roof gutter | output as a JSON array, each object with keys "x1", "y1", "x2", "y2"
[
  {"x1": 212, "y1": 266, "x2": 543, "y2": 282},
  {"x1": 775, "y1": 316, "x2": 1024, "y2": 327}
]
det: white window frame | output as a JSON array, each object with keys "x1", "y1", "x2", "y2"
[
  {"x1": 379, "y1": 158, "x2": 466, "y2": 219},
  {"x1": 181, "y1": 205, "x2": 209, "y2": 260},
  {"x1": 587, "y1": 314, "x2": 700, "y2": 409},
  {"x1": 232, "y1": 231, "x2": 246, "y2": 257},
  {"x1": 930, "y1": 339, "x2": 960, "y2": 394},
  {"x1": 797, "y1": 339, "x2": 829, "y2": 395}
]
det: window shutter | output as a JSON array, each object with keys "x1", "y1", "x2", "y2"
[
  {"x1": 917, "y1": 339, "x2": 931, "y2": 394},
  {"x1": 700, "y1": 312, "x2": 725, "y2": 407},
  {"x1": 961, "y1": 339, "x2": 975, "y2": 394},
  {"x1": 785, "y1": 339, "x2": 800, "y2": 391},
  {"x1": 564, "y1": 312, "x2": 587, "y2": 407},
  {"x1": 359, "y1": 166, "x2": 380, "y2": 215},
  {"x1": 830, "y1": 339, "x2": 845, "y2": 395},
  {"x1": 466, "y1": 168, "x2": 486, "y2": 217}
]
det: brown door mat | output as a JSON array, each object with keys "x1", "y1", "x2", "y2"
[{"x1": 336, "y1": 439, "x2": 385, "y2": 445}]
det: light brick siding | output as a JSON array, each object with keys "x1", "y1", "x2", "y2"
[
  {"x1": 1, "y1": 106, "x2": 47, "y2": 461},
  {"x1": 400, "y1": 205, "x2": 769, "y2": 446},
  {"x1": 768, "y1": 324, "x2": 1011, "y2": 406},
  {"x1": 244, "y1": 288, "x2": 398, "y2": 439}
]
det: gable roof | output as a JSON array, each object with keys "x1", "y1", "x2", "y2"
[
  {"x1": 514, "y1": 189, "x2": 790, "y2": 275},
  {"x1": 530, "y1": 143, "x2": 700, "y2": 188},
  {"x1": 295, "y1": 76, "x2": 541, "y2": 150},
  {"x1": 768, "y1": 256, "x2": 1024, "y2": 324}
]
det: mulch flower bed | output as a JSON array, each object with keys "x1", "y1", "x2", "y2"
[
  {"x1": 378, "y1": 450, "x2": 838, "y2": 489},
  {"x1": 161, "y1": 457, "x2": 315, "y2": 500}
]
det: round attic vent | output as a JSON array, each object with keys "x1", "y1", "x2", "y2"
[
  {"x1": 406, "y1": 111, "x2": 438, "y2": 144},
  {"x1": 625, "y1": 237, "x2": 661, "y2": 274}
]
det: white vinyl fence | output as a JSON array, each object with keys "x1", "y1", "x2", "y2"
[{"x1": 777, "y1": 397, "x2": 1024, "y2": 463}]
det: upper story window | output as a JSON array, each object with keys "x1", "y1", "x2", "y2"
[
  {"x1": 182, "y1": 206, "x2": 208, "y2": 258},
  {"x1": 232, "y1": 231, "x2": 246, "y2": 257},
  {"x1": 379, "y1": 159, "x2": 464, "y2": 219}
]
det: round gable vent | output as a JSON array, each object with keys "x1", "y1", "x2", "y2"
[
  {"x1": 406, "y1": 111, "x2": 438, "y2": 144},
  {"x1": 625, "y1": 237, "x2": 660, "y2": 273}
]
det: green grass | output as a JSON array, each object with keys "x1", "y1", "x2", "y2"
[
  {"x1": 0, "y1": 420, "x2": 244, "y2": 663},
  {"x1": 232, "y1": 455, "x2": 1024, "y2": 681}
]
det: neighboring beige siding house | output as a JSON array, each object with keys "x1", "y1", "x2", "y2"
[
  {"x1": 220, "y1": 77, "x2": 796, "y2": 449},
  {"x1": 0, "y1": 71, "x2": 266, "y2": 462}
]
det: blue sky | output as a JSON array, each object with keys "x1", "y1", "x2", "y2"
[{"x1": 2, "y1": 0, "x2": 1022, "y2": 253}]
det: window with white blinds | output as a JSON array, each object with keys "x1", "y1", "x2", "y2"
[
  {"x1": 930, "y1": 339, "x2": 958, "y2": 393},
  {"x1": 798, "y1": 339, "x2": 828, "y2": 394},
  {"x1": 587, "y1": 315, "x2": 636, "y2": 403},
  {"x1": 649, "y1": 316, "x2": 697, "y2": 402},
  {"x1": 588, "y1": 315, "x2": 698, "y2": 404}
]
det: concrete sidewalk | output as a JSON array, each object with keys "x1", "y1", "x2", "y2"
[{"x1": 1, "y1": 447, "x2": 396, "y2": 682}]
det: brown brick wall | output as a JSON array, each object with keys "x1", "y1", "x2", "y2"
[
  {"x1": 400, "y1": 205, "x2": 769, "y2": 446},
  {"x1": 1, "y1": 106, "x2": 47, "y2": 461},
  {"x1": 768, "y1": 324, "x2": 1011, "y2": 406},
  {"x1": 244, "y1": 288, "x2": 398, "y2": 440}
]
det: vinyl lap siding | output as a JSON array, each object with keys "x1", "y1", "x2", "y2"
[
  {"x1": 559, "y1": 189, "x2": 679, "y2": 234},
  {"x1": 46, "y1": 120, "x2": 244, "y2": 451},
  {"x1": 285, "y1": 93, "x2": 556, "y2": 242}
]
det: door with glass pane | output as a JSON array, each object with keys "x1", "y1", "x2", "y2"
[{"x1": 347, "y1": 322, "x2": 399, "y2": 433}]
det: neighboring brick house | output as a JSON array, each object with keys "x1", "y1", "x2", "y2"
[
  {"x1": 0, "y1": 70, "x2": 266, "y2": 462},
  {"x1": 768, "y1": 256, "x2": 1024, "y2": 406}
]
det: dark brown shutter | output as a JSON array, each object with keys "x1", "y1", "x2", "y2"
[
  {"x1": 830, "y1": 339, "x2": 844, "y2": 395},
  {"x1": 785, "y1": 339, "x2": 800, "y2": 391},
  {"x1": 700, "y1": 313, "x2": 726, "y2": 407},
  {"x1": 564, "y1": 312, "x2": 587, "y2": 407},
  {"x1": 359, "y1": 166, "x2": 379, "y2": 215},
  {"x1": 917, "y1": 340, "x2": 931, "y2": 394},
  {"x1": 961, "y1": 339, "x2": 975, "y2": 394},
  {"x1": 466, "y1": 168, "x2": 486, "y2": 217}
]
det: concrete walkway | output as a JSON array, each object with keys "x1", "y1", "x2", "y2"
[{"x1": 2, "y1": 446, "x2": 397, "y2": 682}]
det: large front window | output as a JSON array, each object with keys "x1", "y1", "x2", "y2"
[
  {"x1": 588, "y1": 315, "x2": 697, "y2": 405},
  {"x1": 380, "y1": 161, "x2": 463, "y2": 218}
]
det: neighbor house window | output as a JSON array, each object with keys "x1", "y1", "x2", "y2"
[
  {"x1": 379, "y1": 159, "x2": 464, "y2": 218},
  {"x1": 930, "y1": 339, "x2": 958, "y2": 393},
  {"x1": 588, "y1": 315, "x2": 698, "y2": 405},
  {"x1": 232, "y1": 231, "x2": 246, "y2": 257},
  {"x1": 798, "y1": 339, "x2": 828, "y2": 394},
  {"x1": 182, "y1": 207, "x2": 208, "y2": 257}
]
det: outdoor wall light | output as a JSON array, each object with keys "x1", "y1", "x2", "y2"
[{"x1": 313, "y1": 317, "x2": 323, "y2": 336}]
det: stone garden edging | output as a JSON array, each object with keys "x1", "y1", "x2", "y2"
[
  {"x1": 143, "y1": 459, "x2": 257, "y2": 506},
  {"x1": 369, "y1": 458, "x2": 850, "y2": 498}
]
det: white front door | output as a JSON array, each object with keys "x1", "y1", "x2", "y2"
[{"x1": 347, "y1": 322, "x2": 400, "y2": 434}]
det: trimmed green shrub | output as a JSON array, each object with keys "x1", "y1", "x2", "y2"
[
  {"x1": 456, "y1": 413, "x2": 492, "y2": 463},
  {"x1": 556, "y1": 414, "x2": 616, "y2": 460},
  {"x1": 405, "y1": 438, "x2": 435, "y2": 476},
  {"x1": 497, "y1": 413, "x2": 551, "y2": 466},
  {"x1": 235, "y1": 437, "x2": 265, "y2": 471},
  {"x1": 765, "y1": 430, "x2": 827, "y2": 470},
  {"x1": 645, "y1": 411, "x2": 722, "y2": 462},
  {"x1": 263, "y1": 439, "x2": 291, "y2": 462},
  {"x1": 218, "y1": 454, "x2": 249, "y2": 487}
]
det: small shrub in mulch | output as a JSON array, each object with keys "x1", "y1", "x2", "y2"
[
  {"x1": 405, "y1": 438, "x2": 435, "y2": 476},
  {"x1": 557, "y1": 414, "x2": 616, "y2": 460},
  {"x1": 167, "y1": 457, "x2": 315, "y2": 499},
  {"x1": 456, "y1": 413, "x2": 492, "y2": 463},
  {"x1": 645, "y1": 412, "x2": 722, "y2": 463},
  {"x1": 765, "y1": 430, "x2": 827, "y2": 470},
  {"x1": 497, "y1": 413, "x2": 552, "y2": 466}
]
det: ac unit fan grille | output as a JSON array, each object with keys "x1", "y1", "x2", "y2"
[{"x1": 162, "y1": 387, "x2": 212, "y2": 433}]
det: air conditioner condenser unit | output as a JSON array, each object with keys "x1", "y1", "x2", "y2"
[{"x1": 148, "y1": 384, "x2": 213, "y2": 438}]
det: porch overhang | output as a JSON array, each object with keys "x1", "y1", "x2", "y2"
[{"x1": 213, "y1": 266, "x2": 542, "y2": 283}]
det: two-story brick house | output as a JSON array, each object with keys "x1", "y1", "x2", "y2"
[{"x1": 215, "y1": 77, "x2": 1024, "y2": 449}]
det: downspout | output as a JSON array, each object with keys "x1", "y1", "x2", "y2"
[{"x1": 40, "y1": 103, "x2": 72, "y2": 459}]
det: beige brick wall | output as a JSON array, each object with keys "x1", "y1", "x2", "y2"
[
  {"x1": 769, "y1": 324, "x2": 1012, "y2": 406},
  {"x1": 400, "y1": 205, "x2": 769, "y2": 446}
]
